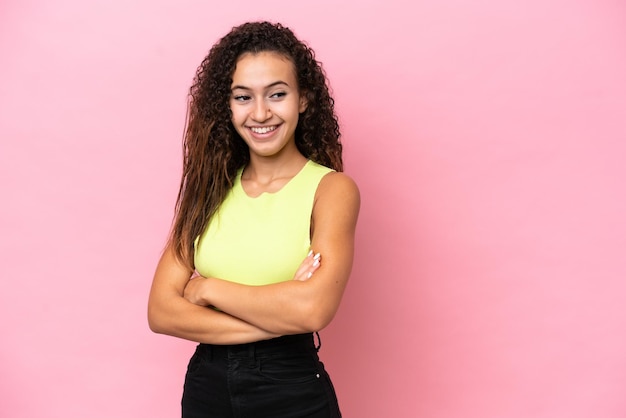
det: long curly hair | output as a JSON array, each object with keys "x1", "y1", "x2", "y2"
[{"x1": 169, "y1": 21, "x2": 343, "y2": 268}]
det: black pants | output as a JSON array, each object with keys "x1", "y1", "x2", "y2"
[{"x1": 182, "y1": 333, "x2": 341, "y2": 418}]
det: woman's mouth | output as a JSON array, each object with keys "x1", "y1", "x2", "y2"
[{"x1": 249, "y1": 125, "x2": 278, "y2": 134}]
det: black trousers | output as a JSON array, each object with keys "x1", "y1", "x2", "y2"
[{"x1": 182, "y1": 333, "x2": 341, "y2": 418}]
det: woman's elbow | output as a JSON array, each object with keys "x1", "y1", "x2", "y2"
[
  {"x1": 300, "y1": 303, "x2": 336, "y2": 333},
  {"x1": 147, "y1": 302, "x2": 168, "y2": 334},
  {"x1": 147, "y1": 315, "x2": 161, "y2": 334}
]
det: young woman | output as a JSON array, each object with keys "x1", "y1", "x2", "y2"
[{"x1": 148, "y1": 21, "x2": 360, "y2": 417}]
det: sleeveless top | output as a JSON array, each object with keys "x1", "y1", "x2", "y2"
[{"x1": 194, "y1": 160, "x2": 333, "y2": 286}]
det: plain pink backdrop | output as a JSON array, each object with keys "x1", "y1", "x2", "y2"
[{"x1": 1, "y1": 0, "x2": 625, "y2": 417}]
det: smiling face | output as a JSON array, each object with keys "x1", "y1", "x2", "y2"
[{"x1": 229, "y1": 51, "x2": 308, "y2": 161}]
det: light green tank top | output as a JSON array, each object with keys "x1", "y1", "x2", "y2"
[{"x1": 194, "y1": 160, "x2": 333, "y2": 286}]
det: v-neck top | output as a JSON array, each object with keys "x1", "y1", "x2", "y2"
[{"x1": 194, "y1": 160, "x2": 333, "y2": 286}]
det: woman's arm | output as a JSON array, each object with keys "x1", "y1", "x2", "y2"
[
  {"x1": 147, "y1": 245, "x2": 280, "y2": 344},
  {"x1": 184, "y1": 172, "x2": 360, "y2": 334}
]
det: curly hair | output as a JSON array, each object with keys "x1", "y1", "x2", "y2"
[{"x1": 169, "y1": 21, "x2": 343, "y2": 268}]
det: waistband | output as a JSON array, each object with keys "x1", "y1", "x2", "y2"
[{"x1": 197, "y1": 333, "x2": 319, "y2": 359}]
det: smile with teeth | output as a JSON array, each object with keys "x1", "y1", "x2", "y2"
[{"x1": 250, "y1": 125, "x2": 278, "y2": 134}]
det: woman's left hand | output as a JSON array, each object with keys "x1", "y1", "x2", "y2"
[
  {"x1": 184, "y1": 276, "x2": 211, "y2": 306},
  {"x1": 292, "y1": 251, "x2": 321, "y2": 281}
]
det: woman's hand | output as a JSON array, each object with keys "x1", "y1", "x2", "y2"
[
  {"x1": 292, "y1": 250, "x2": 321, "y2": 281},
  {"x1": 184, "y1": 276, "x2": 211, "y2": 306}
]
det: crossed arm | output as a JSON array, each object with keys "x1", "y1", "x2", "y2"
[{"x1": 147, "y1": 172, "x2": 360, "y2": 344}]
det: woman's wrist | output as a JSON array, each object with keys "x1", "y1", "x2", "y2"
[{"x1": 200, "y1": 277, "x2": 213, "y2": 306}]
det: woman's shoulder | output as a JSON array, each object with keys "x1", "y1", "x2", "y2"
[
  {"x1": 316, "y1": 170, "x2": 360, "y2": 207},
  {"x1": 311, "y1": 170, "x2": 360, "y2": 233}
]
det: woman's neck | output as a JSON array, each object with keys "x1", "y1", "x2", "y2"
[
  {"x1": 244, "y1": 144, "x2": 307, "y2": 178},
  {"x1": 242, "y1": 151, "x2": 308, "y2": 195}
]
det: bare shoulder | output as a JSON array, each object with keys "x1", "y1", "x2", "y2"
[
  {"x1": 318, "y1": 171, "x2": 359, "y2": 198},
  {"x1": 314, "y1": 171, "x2": 360, "y2": 220}
]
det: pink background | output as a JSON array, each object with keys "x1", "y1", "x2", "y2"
[{"x1": 2, "y1": 0, "x2": 626, "y2": 417}]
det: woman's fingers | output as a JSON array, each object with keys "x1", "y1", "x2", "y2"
[
  {"x1": 293, "y1": 250, "x2": 313, "y2": 279},
  {"x1": 293, "y1": 251, "x2": 321, "y2": 281}
]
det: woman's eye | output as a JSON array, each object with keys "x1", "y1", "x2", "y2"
[
  {"x1": 270, "y1": 92, "x2": 287, "y2": 99},
  {"x1": 233, "y1": 95, "x2": 250, "y2": 102}
]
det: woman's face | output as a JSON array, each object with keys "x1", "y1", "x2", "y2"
[{"x1": 229, "y1": 51, "x2": 307, "y2": 160}]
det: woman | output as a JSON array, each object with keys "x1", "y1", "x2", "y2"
[{"x1": 148, "y1": 21, "x2": 360, "y2": 417}]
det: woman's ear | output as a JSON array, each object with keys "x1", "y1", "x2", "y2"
[{"x1": 299, "y1": 91, "x2": 309, "y2": 113}]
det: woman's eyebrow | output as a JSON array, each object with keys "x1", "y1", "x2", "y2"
[{"x1": 231, "y1": 81, "x2": 290, "y2": 91}]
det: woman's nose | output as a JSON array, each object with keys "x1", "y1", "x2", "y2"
[{"x1": 252, "y1": 100, "x2": 271, "y2": 121}]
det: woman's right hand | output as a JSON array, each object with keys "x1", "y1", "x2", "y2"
[{"x1": 292, "y1": 250, "x2": 321, "y2": 281}]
